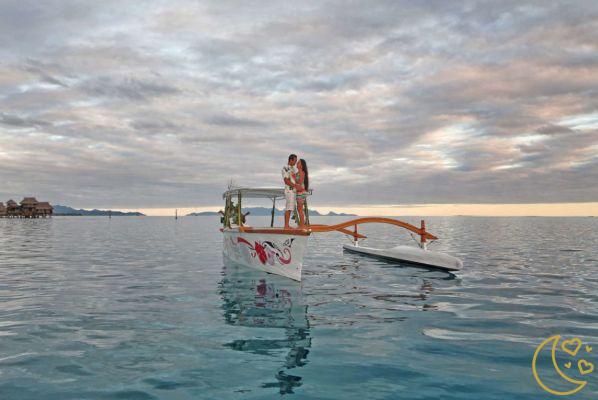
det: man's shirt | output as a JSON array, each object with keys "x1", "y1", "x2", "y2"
[{"x1": 282, "y1": 164, "x2": 297, "y2": 190}]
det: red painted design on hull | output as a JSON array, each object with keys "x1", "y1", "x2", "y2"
[{"x1": 236, "y1": 237, "x2": 294, "y2": 266}]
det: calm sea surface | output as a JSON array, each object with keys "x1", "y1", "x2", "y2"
[{"x1": 0, "y1": 216, "x2": 597, "y2": 399}]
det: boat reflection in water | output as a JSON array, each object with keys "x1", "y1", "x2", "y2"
[{"x1": 219, "y1": 260, "x2": 310, "y2": 394}]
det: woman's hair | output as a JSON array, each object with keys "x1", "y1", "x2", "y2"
[{"x1": 299, "y1": 159, "x2": 309, "y2": 190}]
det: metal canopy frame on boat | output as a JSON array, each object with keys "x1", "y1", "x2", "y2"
[
  {"x1": 223, "y1": 188, "x2": 287, "y2": 200},
  {"x1": 222, "y1": 187, "x2": 312, "y2": 228},
  {"x1": 222, "y1": 187, "x2": 313, "y2": 199}
]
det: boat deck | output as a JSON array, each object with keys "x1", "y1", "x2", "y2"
[{"x1": 222, "y1": 227, "x2": 311, "y2": 236}]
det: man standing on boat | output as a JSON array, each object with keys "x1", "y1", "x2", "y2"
[{"x1": 282, "y1": 154, "x2": 299, "y2": 229}]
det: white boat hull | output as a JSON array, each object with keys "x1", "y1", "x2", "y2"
[
  {"x1": 343, "y1": 244, "x2": 462, "y2": 271},
  {"x1": 223, "y1": 230, "x2": 309, "y2": 281}
]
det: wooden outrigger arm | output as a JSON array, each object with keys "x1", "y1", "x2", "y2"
[{"x1": 310, "y1": 217, "x2": 438, "y2": 248}]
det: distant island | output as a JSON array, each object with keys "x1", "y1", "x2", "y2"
[
  {"x1": 53, "y1": 205, "x2": 145, "y2": 216},
  {"x1": 187, "y1": 207, "x2": 356, "y2": 217}
]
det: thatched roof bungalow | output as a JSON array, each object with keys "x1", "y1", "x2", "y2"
[
  {"x1": 0, "y1": 202, "x2": 6, "y2": 217},
  {"x1": 6, "y1": 199, "x2": 19, "y2": 217},
  {"x1": 20, "y1": 197, "x2": 38, "y2": 217},
  {"x1": 36, "y1": 202, "x2": 53, "y2": 217}
]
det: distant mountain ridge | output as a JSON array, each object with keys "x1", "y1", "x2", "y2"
[
  {"x1": 187, "y1": 207, "x2": 356, "y2": 217},
  {"x1": 53, "y1": 205, "x2": 145, "y2": 216}
]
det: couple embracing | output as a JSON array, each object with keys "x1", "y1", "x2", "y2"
[{"x1": 282, "y1": 154, "x2": 309, "y2": 229}]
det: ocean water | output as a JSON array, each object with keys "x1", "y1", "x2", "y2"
[{"x1": 0, "y1": 216, "x2": 596, "y2": 399}]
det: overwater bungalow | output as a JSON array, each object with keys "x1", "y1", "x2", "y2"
[
  {"x1": 36, "y1": 202, "x2": 53, "y2": 218},
  {"x1": 20, "y1": 197, "x2": 39, "y2": 218},
  {"x1": 1, "y1": 197, "x2": 53, "y2": 218},
  {"x1": 6, "y1": 199, "x2": 19, "y2": 217}
]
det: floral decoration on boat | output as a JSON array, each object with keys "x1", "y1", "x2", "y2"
[{"x1": 237, "y1": 237, "x2": 293, "y2": 265}]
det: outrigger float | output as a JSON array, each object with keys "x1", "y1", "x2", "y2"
[{"x1": 221, "y1": 188, "x2": 463, "y2": 281}]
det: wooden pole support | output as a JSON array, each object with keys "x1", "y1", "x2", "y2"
[{"x1": 237, "y1": 193, "x2": 242, "y2": 226}]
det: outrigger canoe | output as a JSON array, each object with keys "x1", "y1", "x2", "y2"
[
  {"x1": 342, "y1": 244, "x2": 462, "y2": 271},
  {"x1": 221, "y1": 188, "x2": 462, "y2": 281}
]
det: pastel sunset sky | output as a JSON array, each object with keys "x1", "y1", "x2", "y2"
[{"x1": 1, "y1": 1, "x2": 596, "y2": 216}]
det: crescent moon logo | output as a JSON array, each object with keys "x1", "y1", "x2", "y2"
[{"x1": 532, "y1": 335, "x2": 593, "y2": 396}]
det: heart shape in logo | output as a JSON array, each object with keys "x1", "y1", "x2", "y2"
[
  {"x1": 561, "y1": 338, "x2": 582, "y2": 357},
  {"x1": 578, "y1": 359, "x2": 594, "y2": 375},
  {"x1": 564, "y1": 362, "x2": 572, "y2": 369}
]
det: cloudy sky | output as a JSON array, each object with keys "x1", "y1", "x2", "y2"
[{"x1": 1, "y1": 1, "x2": 597, "y2": 215}]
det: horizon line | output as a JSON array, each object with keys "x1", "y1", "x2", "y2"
[{"x1": 105, "y1": 202, "x2": 598, "y2": 217}]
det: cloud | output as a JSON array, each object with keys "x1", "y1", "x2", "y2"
[
  {"x1": 0, "y1": 112, "x2": 51, "y2": 128},
  {"x1": 80, "y1": 77, "x2": 180, "y2": 101},
  {"x1": 0, "y1": 0, "x2": 596, "y2": 208},
  {"x1": 204, "y1": 113, "x2": 268, "y2": 127}
]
